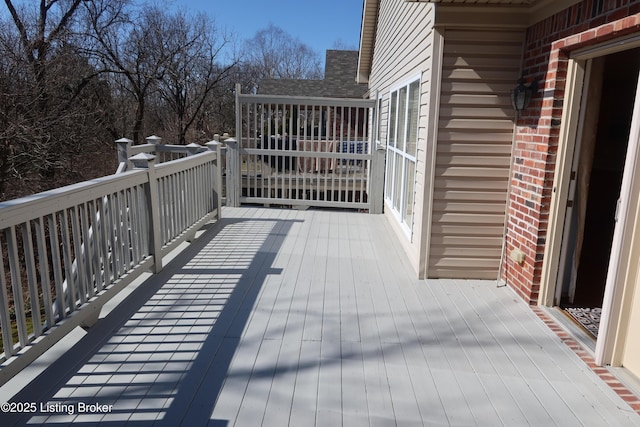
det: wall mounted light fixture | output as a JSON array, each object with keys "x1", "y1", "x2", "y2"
[{"x1": 511, "y1": 77, "x2": 539, "y2": 112}]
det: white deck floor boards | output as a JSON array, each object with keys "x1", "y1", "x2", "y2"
[{"x1": 3, "y1": 206, "x2": 640, "y2": 426}]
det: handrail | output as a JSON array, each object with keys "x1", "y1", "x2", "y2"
[
  {"x1": 116, "y1": 135, "x2": 210, "y2": 170},
  {"x1": 0, "y1": 142, "x2": 221, "y2": 385},
  {"x1": 237, "y1": 92, "x2": 377, "y2": 108}
]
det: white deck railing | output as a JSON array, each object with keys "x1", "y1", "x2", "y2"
[
  {"x1": 231, "y1": 86, "x2": 384, "y2": 212},
  {"x1": 0, "y1": 141, "x2": 221, "y2": 384}
]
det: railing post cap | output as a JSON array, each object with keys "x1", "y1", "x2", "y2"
[
  {"x1": 129, "y1": 152, "x2": 156, "y2": 168},
  {"x1": 206, "y1": 140, "x2": 219, "y2": 147},
  {"x1": 145, "y1": 135, "x2": 163, "y2": 144},
  {"x1": 115, "y1": 138, "x2": 133, "y2": 144},
  {"x1": 185, "y1": 142, "x2": 203, "y2": 155}
]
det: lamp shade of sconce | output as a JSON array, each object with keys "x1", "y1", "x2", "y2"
[
  {"x1": 509, "y1": 248, "x2": 526, "y2": 264},
  {"x1": 511, "y1": 78, "x2": 539, "y2": 112}
]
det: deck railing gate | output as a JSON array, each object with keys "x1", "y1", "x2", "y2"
[{"x1": 230, "y1": 84, "x2": 384, "y2": 213}]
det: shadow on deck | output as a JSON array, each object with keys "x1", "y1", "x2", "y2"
[
  {"x1": 5, "y1": 212, "x2": 297, "y2": 425},
  {"x1": 2, "y1": 207, "x2": 640, "y2": 426}
]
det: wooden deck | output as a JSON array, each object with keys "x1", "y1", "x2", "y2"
[{"x1": 2, "y1": 207, "x2": 639, "y2": 426}]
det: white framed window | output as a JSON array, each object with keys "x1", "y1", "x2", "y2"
[{"x1": 385, "y1": 78, "x2": 419, "y2": 233}]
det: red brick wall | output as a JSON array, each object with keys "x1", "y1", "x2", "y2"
[{"x1": 503, "y1": 0, "x2": 640, "y2": 304}]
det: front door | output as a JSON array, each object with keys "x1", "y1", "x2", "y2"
[{"x1": 556, "y1": 47, "x2": 640, "y2": 340}]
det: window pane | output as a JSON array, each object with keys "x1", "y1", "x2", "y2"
[
  {"x1": 403, "y1": 158, "x2": 415, "y2": 228},
  {"x1": 397, "y1": 86, "x2": 407, "y2": 152},
  {"x1": 385, "y1": 151, "x2": 394, "y2": 200},
  {"x1": 389, "y1": 92, "x2": 397, "y2": 147},
  {"x1": 393, "y1": 153, "x2": 402, "y2": 210},
  {"x1": 406, "y1": 81, "x2": 419, "y2": 157}
]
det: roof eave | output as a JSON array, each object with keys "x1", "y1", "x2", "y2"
[
  {"x1": 414, "y1": 0, "x2": 582, "y2": 26},
  {"x1": 357, "y1": 0, "x2": 379, "y2": 84}
]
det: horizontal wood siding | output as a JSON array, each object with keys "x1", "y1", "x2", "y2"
[{"x1": 428, "y1": 28, "x2": 523, "y2": 279}]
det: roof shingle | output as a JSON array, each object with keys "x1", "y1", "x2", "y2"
[{"x1": 258, "y1": 50, "x2": 368, "y2": 98}]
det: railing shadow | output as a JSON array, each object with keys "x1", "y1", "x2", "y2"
[{"x1": 6, "y1": 215, "x2": 299, "y2": 426}]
